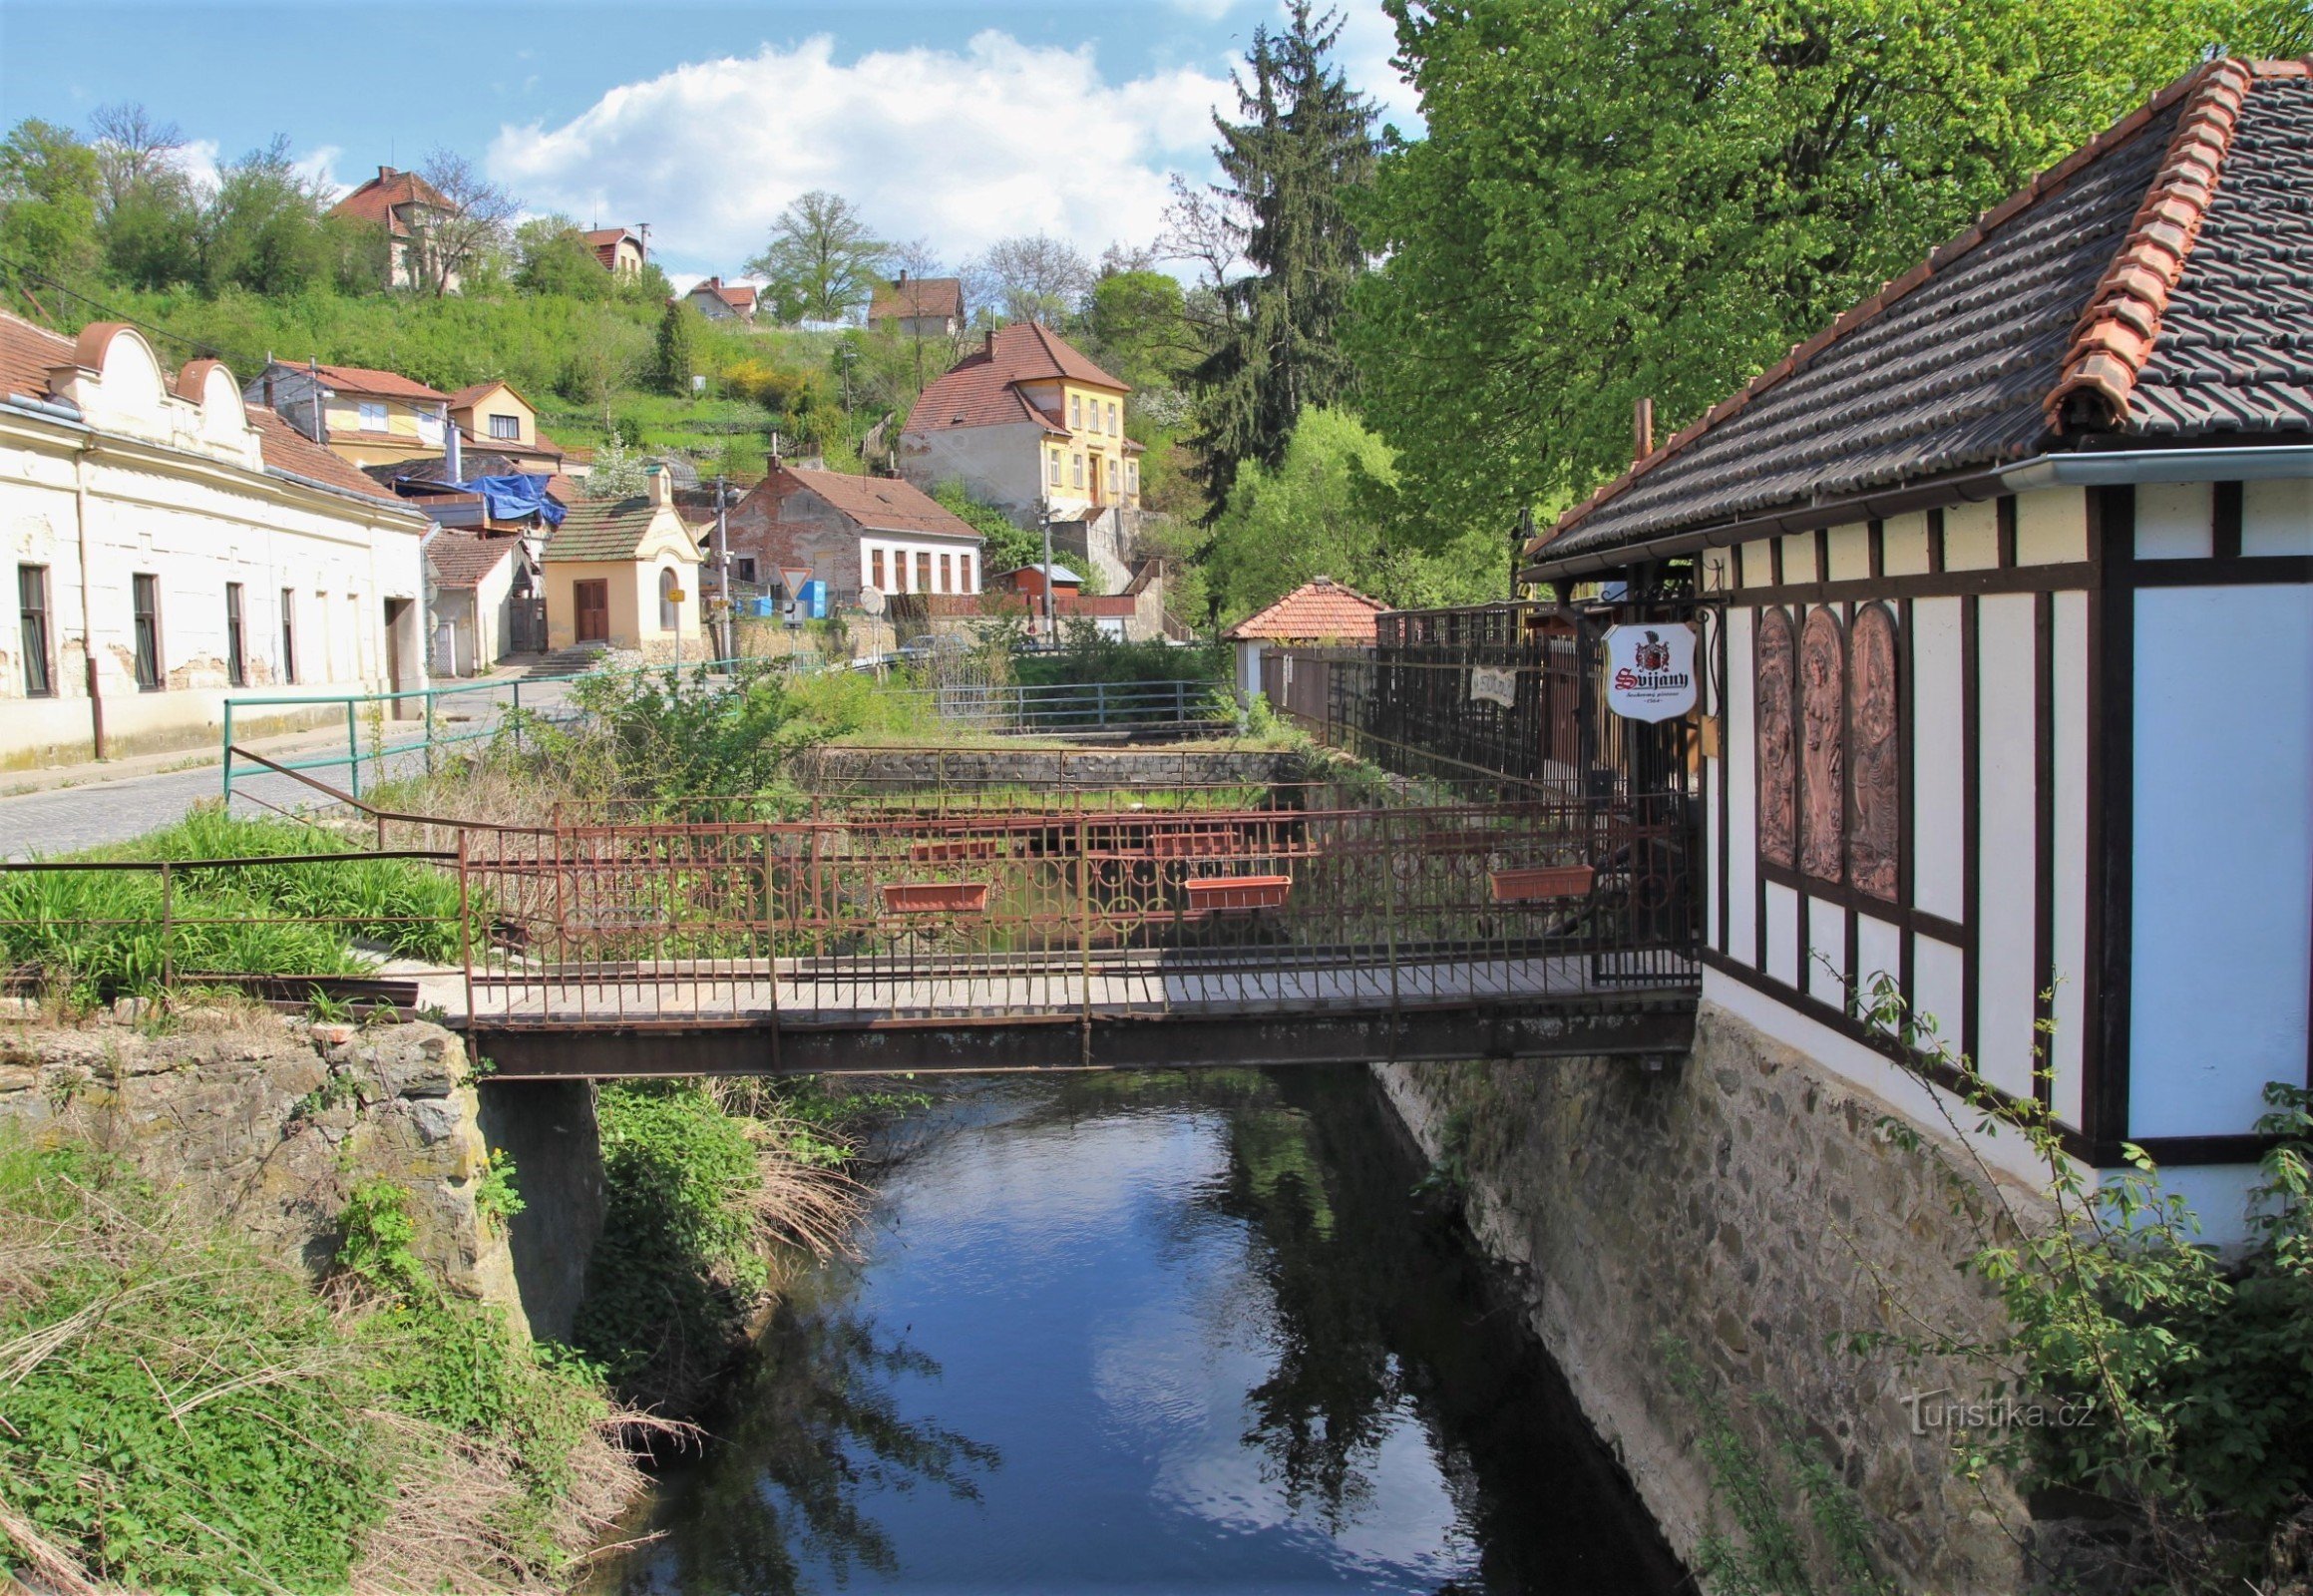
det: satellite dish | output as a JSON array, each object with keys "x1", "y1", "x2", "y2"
[{"x1": 859, "y1": 586, "x2": 887, "y2": 616}]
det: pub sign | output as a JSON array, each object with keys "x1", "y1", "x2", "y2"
[{"x1": 1605, "y1": 624, "x2": 1698, "y2": 722}]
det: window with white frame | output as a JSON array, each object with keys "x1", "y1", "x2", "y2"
[
  {"x1": 357, "y1": 401, "x2": 389, "y2": 431},
  {"x1": 488, "y1": 413, "x2": 521, "y2": 441},
  {"x1": 1106, "y1": 402, "x2": 1118, "y2": 436},
  {"x1": 1126, "y1": 461, "x2": 1138, "y2": 496},
  {"x1": 1070, "y1": 394, "x2": 1082, "y2": 428},
  {"x1": 1072, "y1": 454, "x2": 1084, "y2": 488},
  {"x1": 1107, "y1": 458, "x2": 1119, "y2": 495},
  {"x1": 1049, "y1": 451, "x2": 1062, "y2": 487}
]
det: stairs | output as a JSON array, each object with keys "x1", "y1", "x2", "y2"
[{"x1": 523, "y1": 643, "x2": 610, "y2": 680}]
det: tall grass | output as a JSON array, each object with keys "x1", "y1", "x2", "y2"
[
  {"x1": 0, "y1": 808, "x2": 468, "y2": 1003},
  {"x1": 0, "y1": 1134, "x2": 642, "y2": 1592}
]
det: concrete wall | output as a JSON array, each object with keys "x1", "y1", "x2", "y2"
[
  {"x1": 898, "y1": 421, "x2": 1049, "y2": 523},
  {"x1": 478, "y1": 1080, "x2": 605, "y2": 1344},
  {"x1": 1374, "y1": 1000, "x2": 2039, "y2": 1595}
]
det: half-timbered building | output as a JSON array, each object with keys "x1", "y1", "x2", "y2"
[{"x1": 1522, "y1": 57, "x2": 2313, "y2": 1235}]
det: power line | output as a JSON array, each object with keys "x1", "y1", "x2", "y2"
[{"x1": 0, "y1": 253, "x2": 228, "y2": 365}]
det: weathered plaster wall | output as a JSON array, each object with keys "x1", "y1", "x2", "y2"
[
  {"x1": 1375, "y1": 999, "x2": 2038, "y2": 1595},
  {"x1": 0, "y1": 1009, "x2": 530, "y2": 1334}
]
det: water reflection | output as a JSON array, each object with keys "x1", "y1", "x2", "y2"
[{"x1": 606, "y1": 1069, "x2": 1683, "y2": 1594}]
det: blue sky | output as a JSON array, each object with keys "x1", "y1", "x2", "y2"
[{"x1": 0, "y1": 0, "x2": 1416, "y2": 282}]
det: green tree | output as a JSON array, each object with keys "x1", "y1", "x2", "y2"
[
  {"x1": 89, "y1": 105, "x2": 199, "y2": 291},
  {"x1": 747, "y1": 190, "x2": 889, "y2": 324},
  {"x1": 199, "y1": 137, "x2": 331, "y2": 296},
  {"x1": 1354, "y1": 0, "x2": 2303, "y2": 545},
  {"x1": 514, "y1": 214, "x2": 614, "y2": 299},
  {"x1": 1205, "y1": 406, "x2": 1499, "y2": 623},
  {"x1": 931, "y1": 481, "x2": 1042, "y2": 576},
  {"x1": 1191, "y1": 3, "x2": 1377, "y2": 521},
  {"x1": 1088, "y1": 268, "x2": 1198, "y2": 390},
  {"x1": 652, "y1": 297, "x2": 699, "y2": 396},
  {"x1": 0, "y1": 119, "x2": 103, "y2": 295}
]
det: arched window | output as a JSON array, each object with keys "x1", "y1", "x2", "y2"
[
  {"x1": 1755, "y1": 607, "x2": 1795, "y2": 870},
  {"x1": 658, "y1": 567, "x2": 679, "y2": 632},
  {"x1": 1797, "y1": 606, "x2": 1846, "y2": 883},
  {"x1": 1848, "y1": 604, "x2": 1900, "y2": 900}
]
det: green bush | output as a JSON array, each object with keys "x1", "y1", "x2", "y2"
[{"x1": 575, "y1": 1081, "x2": 772, "y2": 1408}]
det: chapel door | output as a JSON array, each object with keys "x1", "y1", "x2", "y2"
[{"x1": 575, "y1": 580, "x2": 610, "y2": 642}]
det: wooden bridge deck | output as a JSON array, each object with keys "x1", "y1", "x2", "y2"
[{"x1": 456, "y1": 948, "x2": 1699, "y2": 1076}]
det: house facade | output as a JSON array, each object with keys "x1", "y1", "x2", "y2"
[
  {"x1": 424, "y1": 529, "x2": 538, "y2": 676},
  {"x1": 245, "y1": 360, "x2": 452, "y2": 472},
  {"x1": 445, "y1": 381, "x2": 564, "y2": 476},
  {"x1": 897, "y1": 323, "x2": 1143, "y2": 539},
  {"x1": 684, "y1": 277, "x2": 759, "y2": 324},
  {"x1": 540, "y1": 466, "x2": 703, "y2": 658},
  {"x1": 584, "y1": 227, "x2": 647, "y2": 279},
  {"x1": 722, "y1": 467, "x2": 981, "y2": 601},
  {"x1": 1225, "y1": 577, "x2": 1384, "y2": 703},
  {"x1": 328, "y1": 166, "x2": 460, "y2": 293},
  {"x1": 0, "y1": 313, "x2": 430, "y2": 766},
  {"x1": 1520, "y1": 57, "x2": 2313, "y2": 1237},
  {"x1": 868, "y1": 274, "x2": 966, "y2": 338}
]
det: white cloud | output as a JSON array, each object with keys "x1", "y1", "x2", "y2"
[{"x1": 488, "y1": 32, "x2": 1230, "y2": 279}]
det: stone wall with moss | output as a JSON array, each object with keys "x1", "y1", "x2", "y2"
[
  {"x1": 0, "y1": 1008, "x2": 528, "y2": 1334},
  {"x1": 1375, "y1": 999, "x2": 2038, "y2": 1594}
]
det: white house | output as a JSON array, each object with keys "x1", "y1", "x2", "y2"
[
  {"x1": 1521, "y1": 56, "x2": 2313, "y2": 1242},
  {"x1": 0, "y1": 313, "x2": 431, "y2": 769}
]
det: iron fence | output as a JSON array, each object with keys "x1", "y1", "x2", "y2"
[{"x1": 458, "y1": 795, "x2": 1698, "y2": 1031}]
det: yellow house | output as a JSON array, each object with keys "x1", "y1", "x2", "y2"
[
  {"x1": 446, "y1": 380, "x2": 564, "y2": 475},
  {"x1": 540, "y1": 466, "x2": 704, "y2": 659},
  {"x1": 897, "y1": 322, "x2": 1142, "y2": 526},
  {"x1": 243, "y1": 359, "x2": 450, "y2": 471}
]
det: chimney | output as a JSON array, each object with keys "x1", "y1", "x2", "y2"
[
  {"x1": 444, "y1": 404, "x2": 463, "y2": 483},
  {"x1": 377, "y1": 165, "x2": 393, "y2": 183},
  {"x1": 1634, "y1": 396, "x2": 1656, "y2": 463},
  {"x1": 645, "y1": 462, "x2": 671, "y2": 509}
]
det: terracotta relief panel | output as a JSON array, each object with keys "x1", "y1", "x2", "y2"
[
  {"x1": 1798, "y1": 606, "x2": 1845, "y2": 882},
  {"x1": 1754, "y1": 607, "x2": 1795, "y2": 870},
  {"x1": 1848, "y1": 604, "x2": 1900, "y2": 900}
]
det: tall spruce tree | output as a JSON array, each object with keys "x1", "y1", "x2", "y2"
[
  {"x1": 1190, "y1": 3, "x2": 1376, "y2": 520},
  {"x1": 652, "y1": 299, "x2": 697, "y2": 397}
]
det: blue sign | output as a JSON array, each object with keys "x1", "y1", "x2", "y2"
[{"x1": 801, "y1": 581, "x2": 828, "y2": 619}]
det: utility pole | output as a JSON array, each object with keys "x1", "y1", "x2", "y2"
[
  {"x1": 1040, "y1": 505, "x2": 1058, "y2": 646},
  {"x1": 712, "y1": 475, "x2": 733, "y2": 664}
]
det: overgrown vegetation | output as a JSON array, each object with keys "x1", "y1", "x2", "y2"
[
  {"x1": 1820, "y1": 974, "x2": 2313, "y2": 1591},
  {"x1": 0, "y1": 807, "x2": 467, "y2": 1004},
  {"x1": 0, "y1": 1134, "x2": 638, "y2": 1592}
]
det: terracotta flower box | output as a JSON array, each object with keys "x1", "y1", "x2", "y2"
[
  {"x1": 1489, "y1": 864, "x2": 1597, "y2": 904},
  {"x1": 1183, "y1": 874, "x2": 1292, "y2": 913},
  {"x1": 1150, "y1": 827, "x2": 1251, "y2": 860},
  {"x1": 881, "y1": 881, "x2": 992, "y2": 914}
]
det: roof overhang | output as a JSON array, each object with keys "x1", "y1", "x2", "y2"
[{"x1": 1520, "y1": 444, "x2": 2313, "y2": 584}]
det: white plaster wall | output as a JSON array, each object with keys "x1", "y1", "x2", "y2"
[
  {"x1": 1913, "y1": 935, "x2": 1966, "y2": 1055},
  {"x1": 2243, "y1": 478, "x2": 2313, "y2": 557},
  {"x1": 1881, "y1": 512, "x2": 1932, "y2": 577},
  {"x1": 1855, "y1": 911, "x2": 1903, "y2": 1007},
  {"x1": 2129, "y1": 583, "x2": 2313, "y2": 1139},
  {"x1": 1909, "y1": 598, "x2": 1965, "y2": 922},
  {"x1": 1725, "y1": 608, "x2": 1757, "y2": 966},
  {"x1": 2135, "y1": 482, "x2": 2211, "y2": 561},
  {"x1": 1764, "y1": 882, "x2": 1798, "y2": 987},
  {"x1": 1974, "y1": 594, "x2": 2039, "y2": 1100},
  {"x1": 1807, "y1": 895, "x2": 1846, "y2": 1005},
  {"x1": 860, "y1": 537, "x2": 980, "y2": 595},
  {"x1": 898, "y1": 422, "x2": 1048, "y2": 523},
  {"x1": 1, "y1": 420, "x2": 426, "y2": 764},
  {"x1": 2017, "y1": 487, "x2": 2087, "y2": 566},
  {"x1": 2050, "y1": 590, "x2": 2090, "y2": 1129}
]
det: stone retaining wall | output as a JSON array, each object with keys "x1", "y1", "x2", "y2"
[
  {"x1": 0, "y1": 1010, "x2": 530, "y2": 1335},
  {"x1": 1374, "y1": 999, "x2": 2039, "y2": 1594},
  {"x1": 800, "y1": 744, "x2": 1302, "y2": 794}
]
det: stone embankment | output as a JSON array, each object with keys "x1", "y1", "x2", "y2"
[
  {"x1": 1376, "y1": 999, "x2": 2039, "y2": 1594},
  {"x1": 0, "y1": 1005, "x2": 531, "y2": 1332}
]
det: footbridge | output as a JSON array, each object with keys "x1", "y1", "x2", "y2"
[
  {"x1": 447, "y1": 793, "x2": 1698, "y2": 1075},
  {"x1": 3, "y1": 757, "x2": 1700, "y2": 1074}
]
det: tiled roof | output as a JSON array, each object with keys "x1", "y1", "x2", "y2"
[
  {"x1": 1225, "y1": 578, "x2": 1386, "y2": 642},
  {"x1": 446, "y1": 379, "x2": 521, "y2": 410},
  {"x1": 545, "y1": 497, "x2": 687, "y2": 562},
  {"x1": 1538, "y1": 59, "x2": 2313, "y2": 565},
  {"x1": 328, "y1": 168, "x2": 448, "y2": 238},
  {"x1": 687, "y1": 276, "x2": 758, "y2": 312},
  {"x1": 870, "y1": 276, "x2": 964, "y2": 322},
  {"x1": 280, "y1": 359, "x2": 450, "y2": 403},
  {"x1": 425, "y1": 530, "x2": 517, "y2": 588},
  {"x1": 904, "y1": 322, "x2": 1127, "y2": 436},
  {"x1": 780, "y1": 468, "x2": 982, "y2": 540},
  {"x1": 0, "y1": 310, "x2": 402, "y2": 506}
]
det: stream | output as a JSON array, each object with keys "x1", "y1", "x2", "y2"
[{"x1": 592, "y1": 1068, "x2": 1686, "y2": 1594}]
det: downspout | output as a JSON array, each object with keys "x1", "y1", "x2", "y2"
[{"x1": 72, "y1": 440, "x2": 104, "y2": 759}]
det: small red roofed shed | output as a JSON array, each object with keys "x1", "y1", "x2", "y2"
[{"x1": 1223, "y1": 576, "x2": 1387, "y2": 708}]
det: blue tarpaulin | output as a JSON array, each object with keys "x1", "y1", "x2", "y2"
[{"x1": 465, "y1": 474, "x2": 567, "y2": 527}]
